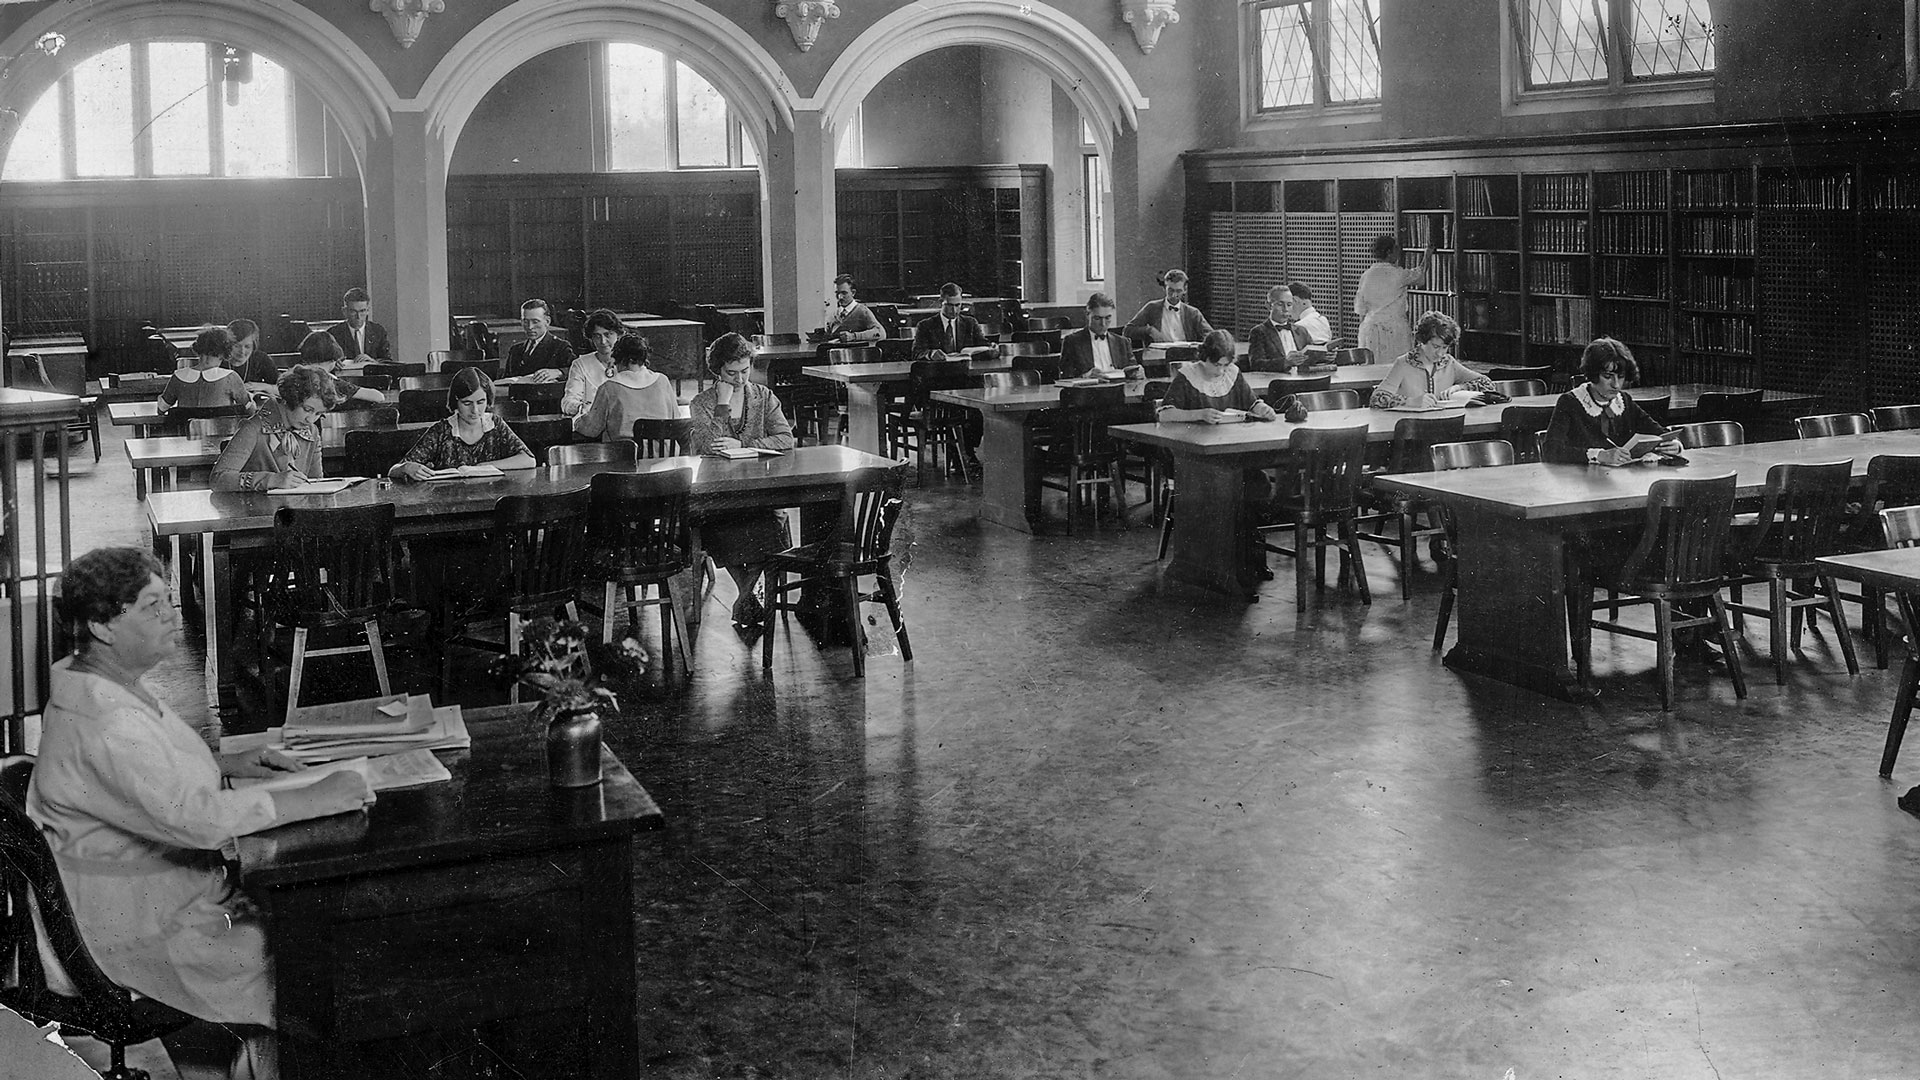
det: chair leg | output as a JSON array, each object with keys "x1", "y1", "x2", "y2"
[
  {"x1": 1433, "y1": 575, "x2": 1455, "y2": 652},
  {"x1": 1653, "y1": 599, "x2": 1675, "y2": 710},
  {"x1": 508, "y1": 612, "x2": 523, "y2": 705},
  {"x1": 1398, "y1": 507, "x2": 1414, "y2": 601},
  {"x1": 876, "y1": 571, "x2": 911, "y2": 661},
  {"x1": 285, "y1": 626, "x2": 308, "y2": 725},
  {"x1": 1157, "y1": 490, "x2": 1176, "y2": 561},
  {"x1": 843, "y1": 576, "x2": 867, "y2": 678},
  {"x1": 1344, "y1": 520, "x2": 1371, "y2": 605},
  {"x1": 664, "y1": 581, "x2": 693, "y2": 678},
  {"x1": 1769, "y1": 577, "x2": 1789, "y2": 685},
  {"x1": 1822, "y1": 574, "x2": 1859, "y2": 676},
  {"x1": 1872, "y1": 587, "x2": 1890, "y2": 670},
  {"x1": 1294, "y1": 521, "x2": 1312, "y2": 612},
  {"x1": 366, "y1": 617, "x2": 391, "y2": 697},
  {"x1": 1711, "y1": 595, "x2": 1747, "y2": 700},
  {"x1": 762, "y1": 571, "x2": 780, "y2": 671}
]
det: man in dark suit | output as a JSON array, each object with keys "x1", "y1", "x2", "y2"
[
  {"x1": 1060, "y1": 292, "x2": 1143, "y2": 378},
  {"x1": 327, "y1": 287, "x2": 391, "y2": 363},
  {"x1": 1124, "y1": 269, "x2": 1213, "y2": 346},
  {"x1": 504, "y1": 298, "x2": 575, "y2": 382},
  {"x1": 910, "y1": 283, "x2": 990, "y2": 359}
]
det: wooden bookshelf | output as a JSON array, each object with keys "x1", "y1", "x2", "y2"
[{"x1": 833, "y1": 165, "x2": 1049, "y2": 303}]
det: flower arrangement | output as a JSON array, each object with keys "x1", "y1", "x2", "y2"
[{"x1": 488, "y1": 618, "x2": 648, "y2": 714}]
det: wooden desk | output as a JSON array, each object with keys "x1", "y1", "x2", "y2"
[
  {"x1": 1817, "y1": 547, "x2": 1920, "y2": 776},
  {"x1": 803, "y1": 358, "x2": 1018, "y2": 457},
  {"x1": 1374, "y1": 430, "x2": 1920, "y2": 701},
  {"x1": 146, "y1": 445, "x2": 900, "y2": 710},
  {"x1": 236, "y1": 704, "x2": 660, "y2": 1078}
]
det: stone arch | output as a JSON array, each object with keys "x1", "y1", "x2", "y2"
[
  {"x1": 417, "y1": 0, "x2": 798, "y2": 163},
  {"x1": 808, "y1": 0, "x2": 1149, "y2": 158},
  {"x1": 0, "y1": 0, "x2": 396, "y2": 176}
]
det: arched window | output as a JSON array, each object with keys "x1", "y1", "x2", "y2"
[
  {"x1": 603, "y1": 44, "x2": 760, "y2": 170},
  {"x1": 2, "y1": 41, "x2": 297, "y2": 181}
]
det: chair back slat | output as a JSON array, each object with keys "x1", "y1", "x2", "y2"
[
  {"x1": 1486, "y1": 366, "x2": 1552, "y2": 383},
  {"x1": 1429, "y1": 439, "x2": 1516, "y2": 472},
  {"x1": 489, "y1": 489, "x2": 593, "y2": 612},
  {"x1": 1387, "y1": 414, "x2": 1466, "y2": 474},
  {"x1": 1749, "y1": 460, "x2": 1855, "y2": 566},
  {"x1": 492, "y1": 399, "x2": 531, "y2": 422},
  {"x1": 550, "y1": 439, "x2": 637, "y2": 468},
  {"x1": 514, "y1": 416, "x2": 573, "y2": 465},
  {"x1": 1618, "y1": 473, "x2": 1738, "y2": 592},
  {"x1": 363, "y1": 362, "x2": 426, "y2": 380},
  {"x1": 632, "y1": 418, "x2": 691, "y2": 458},
  {"x1": 1672, "y1": 420, "x2": 1744, "y2": 448},
  {"x1": 157, "y1": 404, "x2": 248, "y2": 437},
  {"x1": 1289, "y1": 424, "x2": 1370, "y2": 518},
  {"x1": 267, "y1": 504, "x2": 396, "y2": 628},
  {"x1": 1012, "y1": 355, "x2": 1061, "y2": 383},
  {"x1": 589, "y1": 469, "x2": 693, "y2": 576},
  {"x1": 324, "y1": 406, "x2": 400, "y2": 435},
  {"x1": 1794, "y1": 412, "x2": 1873, "y2": 440},
  {"x1": 1871, "y1": 404, "x2": 1920, "y2": 432},
  {"x1": 1488, "y1": 379, "x2": 1546, "y2": 399},
  {"x1": 842, "y1": 468, "x2": 907, "y2": 562},
  {"x1": 908, "y1": 358, "x2": 976, "y2": 406},
  {"x1": 399, "y1": 373, "x2": 455, "y2": 393},
  {"x1": 980, "y1": 370, "x2": 1042, "y2": 392},
  {"x1": 1332, "y1": 347, "x2": 1374, "y2": 366},
  {"x1": 1880, "y1": 505, "x2": 1920, "y2": 548},
  {"x1": 1057, "y1": 382, "x2": 1128, "y2": 457},
  {"x1": 439, "y1": 357, "x2": 502, "y2": 380},
  {"x1": 1291, "y1": 390, "x2": 1360, "y2": 411},
  {"x1": 186, "y1": 415, "x2": 247, "y2": 440},
  {"x1": 508, "y1": 382, "x2": 568, "y2": 414},
  {"x1": 1633, "y1": 394, "x2": 1671, "y2": 424},
  {"x1": 1696, "y1": 389, "x2": 1763, "y2": 423}
]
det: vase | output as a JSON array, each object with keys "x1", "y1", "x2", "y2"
[{"x1": 543, "y1": 702, "x2": 604, "y2": 788}]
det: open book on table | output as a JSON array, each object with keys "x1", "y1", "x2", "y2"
[
  {"x1": 422, "y1": 464, "x2": 505, "y2": 480},
  {"x1": 265, "y1": 477, "x2": 366, "y2": 496},
  {"x1": 713, "y1": 446, "x2": 784, "y2": 459}
]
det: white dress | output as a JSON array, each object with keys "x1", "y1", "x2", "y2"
[
  {"x1": 27, "y1": 659, "x2": 279, "y2": 1027},
  {"x1": 1353, "y1": 262, "x2": 1423, "y2": 362}
]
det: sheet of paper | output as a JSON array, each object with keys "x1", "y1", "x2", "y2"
[
  {"x1": 265, "y1": 477, "x2": 362, "y2": 496},
  {"x1": 230, "y1": 756, "x2": 378, "y2": 803}
]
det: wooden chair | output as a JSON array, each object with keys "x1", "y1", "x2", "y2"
[
  {"x1": 363, "y1": 361, "x2": 426, "y2": 380},
  {"x1": 348, "y1": 373, "x2": 394, "y2": 392},
  {"x1": 155, "y1": 403, "x2": 248, "y2": 437},
  {"x1": 344, "y1": 427, "x2": 422, "y2": 479},
  {"x1": 0, "y1": 758, "x2": 196, "y2": 1080},
  {"x1": 1012, "y1": 355, "x2": 1062, "y2": 384},
  {"x1": 980, "y1": 370, "x2": 1042, "y2": 392},
  {"x1": 185, "y1": 415, "x2": 247, "y2": 441},
  {"x1": 1672, "y1": 421, "x2": 1745, "y2": 448},
  {"x1": 1428, "y1": 439, "x2": 1515, "y2": 650},
  {"x1": 1261, "y1": 374, "x2": 1332, "y2": 399},
  {"x1": 399, "y1": 373, "x2": 455, "y2": 393},
  {"x1": 515, "y1": 415, "x2": 574, "y2": 465},
  {"x1": 1332, "y1": 347, "x2": 1374, "y2": 366},
  {"x1": 1873, "y1": 505, "x2": 1920, "y2": 774},
  {"x1": 442, "y1": 488, "x2": 594, "y2": 702},
  {"x1": 1356, "y1": 414, "x2": 1466, "y2": 600},
  {"x1": 632, "y1": 418, "x2": 692, "y2": 458},
  {"x1": 1487, "y1": 365, "x2": 1552, "y2": 384},
  {"x1": 1696, "y1": 389, "x2": 1764, "y2": 424},
  {"x1": 997, "y1": 340, "x2": 1048, "y2": 358},
  {"x1": 762, "y1": 468, "x2": 911, "y2": 678},
  {"x1": 583, "y1": 469, "x2": 695, "y2": 674},
  {"x1": 1586, "y1": 473, "x2": 1747, "y2": 710},
  {"x1": 1038, "y1": 383, "x2": 1129, "y2": 530},
  {"x1": 885, "y1": 358, "x2": 976, "y2": 480},
  {"x1": 821, "y1": 345, "x2": 881, "y2": 366},
  {"x1": 426, "y1": 349, "x2": 481, "y2": 371},
  {"x1": 261, "y1": 503, "x2": 400, "y2": 724},
  {"x1": 439, "y1": 357, "x2": 501, "y2": 380},
  {"x1": 1872, "y1": 404, "x2": 1920, "y2": 432},
  {"x1": 1855, "y1": 454, "x2": 1920, "y2": 668},
  {"x1": 323, "y1": 406, "x2": 400, "y2": 446},
  {"x1": 1012, "y1": 329, "x2": 1064, "y2": 353},
  {"x1": 1024, "y1": 316, "x2": 1071, "y2": 332},
  {"x1": 1488, "y1": 379, "x2": 1546, "y2": 399},
  {"x1": 1291, "y1": 390, "x2": 1361, "y2": 412},
  {"x1": 492, "y1": 398, "x2": 531, "y2": 422},
  {"x1": 1498, "y1": 404, "x2": 1558, "y2": 463},
  {"x1": 1794, "y1": 412, "x2": 1874, "y2": 439},
  {"x1": 549, "y1": 439, "x2": 637, "y2": 468},
  {"x1": 1727, "y1": 459, "x2": 1861, "y2": 685},
  {"x1": 1632, "y1": 393, "x2": 1672, "y2": 425},
  {"x1": 765, "y1": 357, "x2": 835, "y2": 444},
  {"x1": 7, "y1": 351, "x2": 101, "y2": 462},
  {"x1": 1257, "y1": 424, "x2": 1373, "y2": 611},
  {"x1": 509, "y1": 382, "x2": 567, "y2": 415},
  {"x1": 397, "y1": 389, "x2": 447, "y2": 424}
]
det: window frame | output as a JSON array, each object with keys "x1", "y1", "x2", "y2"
[
  {"x1": 1501, "y1": 0, "x2": 1715, "y2": 115},
  {"x1": 1240, "y1": 0, "x2": 1384, "y2": 132},
  {"x1": 596, "y1": 43, "x2": 758, "y2": 172}
]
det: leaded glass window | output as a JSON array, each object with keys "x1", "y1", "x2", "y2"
[
  {"x1": 1254, "y1": 0, "x2": 1381, "y2": 113},
  {"x1": 1517, "y1": 0, "x2": 1715, "y2": 91}
]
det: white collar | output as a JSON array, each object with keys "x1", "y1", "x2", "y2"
[
  {"x1": 173, "y1": 365, "x2": 236, "y2": 384},
  {"x1": 609, "y1": 367, "x2": 661, "y2": 389},
  {"x1": 1571, "y1": 382, "x2": 1626, "y2": 418},
  {"x1": 1181, "y1": 363, "x2": 1239, "y2": 398}
]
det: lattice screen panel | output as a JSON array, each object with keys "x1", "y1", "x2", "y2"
[
  {"x1": 671, "y1": 192, "x2": 761, "y2": 304},
  {"x1": 586, "y1": 196, "x2": 672, "y2": 311},
  {"x1": 1197, "y1": 212, "x2": 1236, "y2": 328},
  {"x1": 1337, "y1": 212, "x2": 1396, "y2": 345},
  {"x1": 1234, "y1": 214, "x2": 1287, "y2": 334},
  {"x1": 1863, "y1": 211, "x2": 1920, "y2": 408},
  {"x1": 1758, "y1": 210, "x2": 1863, "y2": 405},
  {"x1": 1279, "y1": 214, "x2": 1340, "y2": 345}
]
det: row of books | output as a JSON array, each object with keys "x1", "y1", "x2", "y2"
[
  {"x1": 1598, "y1": 258, "x2": 1671, "y2": 298},
  {"x1": 1676, "y1": 313, "x2": 1755, "y2": 354},
  {"x1": 1596, "y1": 300, "x2": 1674, "y2": 345},
  {"x1": 1459, "y1": 251, "x2": 1518, "y2": 292},
  {"x1": 1758, "y1": 174, "x2": 1854, "y2": 211},
  {"x1": 1675, "y1": 172, "x2": 1752, "y2": 209},
  {"x1": 1525, "y1": 297, "x2": 1593, "y2": 345},
  {"x1": 1417, "y1": 250, "x2": 1456, "y2": 292},
  {"x1": 1526, "y1": 175, "x2": 1590, "y2": 212},
  {"x1": 1678, "y1": 217, "x2": 1756, "y2": 256},
  {"x1": 1459, "y1": 177, "x2": 1512, "y2": 217},
  {"x1": 1526, "y1": 257, "x2": 1587, "y2": 294},
  {"x1": 1402, "y1": 214, "x2": 1454, "y2": 249},
  {"x1": 1595, "y1": 216, "x2": 1669, "y2": 255},
  {"x1": 1595, "y1": 172, "x2": 1669, "y2": 212},
  {"x1": 1682, "y1": 267, "x2": 1755, "y2": 309},
  {"x1": 1526, "y1": 218, "x2": 1589, "y2": 251}
]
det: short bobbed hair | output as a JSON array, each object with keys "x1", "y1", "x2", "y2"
[
  {"x1": 1198, "y1": 329, "x2": 1238, "y2": 365},
  {"x1": 1581, "y1": 337, "x2": 1639, "y2": 384},
  {"x1": 1371, "y1": 234, "x2": 1398, "y2": 262},
  {"x1": 193, "y1": 326, "x2": 235, "y2": 360},
  {"x1": 611, "y1": 334, "x2": 652, "y2": 370},
  {"x1": 583, "y1": 308, "x2": 624, "y2": 338},
  {"x1": 277, "y1": 364, "x2": 338, "y2": 411},
  {"x1": 707, "y1": 332, "x2": 754, "y2": 374},
  {"x1": 1413, "y1": 310, "x2": 1460, "y2": 347},
  {"x1": 59, "y1": 547, "x2": 165, "y2": 639},
  {"x1": 226, "y1": 318, "x2": 259, "y2": 347},
  {"x1": 298, "y1": 331, "x2": 344, "y2": 368},
  {"x1": 446, "y1": 366, "x2": 495, "y2": 411}
]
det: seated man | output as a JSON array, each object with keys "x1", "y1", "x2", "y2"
[
  {"x1": 326, "y1": 286, "x2": 391, "y2": 363},
  {"x1": 824, "y1": 274, "x2": 885, "y2": 344},
  {"x1": 1060, "y1": 292, "x2": 1144, "y2": 379},
  {"x1": 1124, "y1": 268, "x2": 1213, "y2": 346},
  {"x1": 1280, "y1": 281, "x2": 1332, "y2": 365},
  {"x1": 911, "y1": 283, "x2": 990, "y2": 359},
  {"x1": 504, "y1": 297, "x2": 575, "y2": 383},
  {"x1": 1245, "y1": 284, "x2": 1301, "y2": 372}
]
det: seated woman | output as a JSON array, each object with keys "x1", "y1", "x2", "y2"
[
  {"x1": 28, "y1": 547, "x2": 373, "y2": 1080},
  {"x1": 158, "y1": 327, "x2": 250, "y2": 415},
  {"x1": 572, "y1": 333, "x2": 677, "y2": 440},
  {"x1": 1542, "y1": 338, "x2": 1680, "y2": 465},
  {"x1": 294, "y1": 331, "x2": 385, "y2": 408},
  {"x1": 688, "y1": 334, "x2": 797, "y2": 626},
  {"x1": 389, "y1": 366, "x2": 536, "y2": 482},
  {"x1": 1156, "y1": 330, "x2": 1278, "y2": 424},
  {"x1": 226, "y1": 318, "x2": 280, "y2": 391},
  {"x1": 211, "y1": 366, "x2": 336, "y2": 492},
  {"x1": 560, "y1": 308, "x2": 626, "y2": 417},
  {"x1": 1367, "y1": 311, "x2": 1494, "y2": 409}
]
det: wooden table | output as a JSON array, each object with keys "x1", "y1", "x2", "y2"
[
  {"x1": 146, "y1": 445, "x2": 899, "y2": 711},
  {"x1": 236, "y1": 704, "x2": 660, "y2": 1078},
  {"x1": 803, "y1": 357, "x2": 1018, "y2": 457},
  {"x1": 1816, "y1": 547, "x2": 1920, "y2": 776},
  {"x1": 1372, "y1": 430, "x2": 1920, "y2": 701}
]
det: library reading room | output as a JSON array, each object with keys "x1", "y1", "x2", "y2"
[{"x1": 3, "y1": 1, "x2": 1920, "y2": 1077}]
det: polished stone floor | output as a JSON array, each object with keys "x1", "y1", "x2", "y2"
[{"x1": 41, "y1": 426, "x2": 1920, "y2": 1078}]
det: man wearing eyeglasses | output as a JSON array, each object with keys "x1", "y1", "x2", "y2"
[
  {"x1": 1061, "y1": 293, "x2": 1144, "y2": 379},
  {"x1": 824, "y1": 275, "x2": 884, "y2": 344}
]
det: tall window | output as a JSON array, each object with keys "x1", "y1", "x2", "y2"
[
  {"x1": 605, "y1": 43, "x2": 756, "y2": 170},
  {"x1": 836, "y1": 105, "x2": 864, "y2": 169},
  {"x1": 1516, "y1": 0, "x2": 1716, "y2": 90},
  {"x1": 1252, "y1": 0, "x2": 1381, "y2": 113},
  {"x1": 1, "y1": 42, "x2": 295, "y2": 181},
  {"x1": 1079, "y1": 119, "x2": 1104, "y2": 282}
]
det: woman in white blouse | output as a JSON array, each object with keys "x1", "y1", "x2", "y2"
[
  {"x1": 560, "y1": 309, "x2": 627, "y2": 417},
  {"x1": 1352, "y1": 235, "x2": 1426, "y2": 364}
]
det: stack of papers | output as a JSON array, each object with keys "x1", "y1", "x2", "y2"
[
  {"x1": 422, "y1": 464, "x2": 504, "y2": 481},
  {"x1": 221, "y1": 693, "x2": 472, "y2": 770},
  {"x1": 228, "y1": 749, "x2": 454, "y2": 800},
  {"x1": 714, "y1": 446, "x2": 783, "y2": 459}
]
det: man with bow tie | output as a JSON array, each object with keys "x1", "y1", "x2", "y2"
[
  {"x1": 911, "y1": 282, "x2": 989, "y2": 359},
  {"x1": 1124, "y1": 268, "x2": 1214, "y2": 346},
  {"x1": 1061, "y1": 293, "x2": 1145, "y2": 378},
  {"x1": 825, "y1": 274, "x2": 885, "y2": 344}
]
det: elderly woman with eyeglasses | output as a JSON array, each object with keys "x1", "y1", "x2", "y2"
[
  {"x1": 1156, "y1": 329, "x2": 1277, "y2": 424},
  {"x1": 28, "y1": 547, "x2": 373, "y2": 1079},
  {"x1": 1367, "y1": 310, "x2": 1493, "y2": 410}
]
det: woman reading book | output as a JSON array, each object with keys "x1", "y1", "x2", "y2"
[
  {"x1": 389, "y1": 367, "x2": 535, "y2": 482},
  {"x1": 1541, "y1": 338, "x2": 1680, "y2": 466},
  {"x1": 688, "y1": 334, "x2": 796, "y2": 626}
]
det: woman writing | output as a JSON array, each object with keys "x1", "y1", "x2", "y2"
[
  {"x1": 688, "y1": 334, "x2": 796, "y2": 626},
  {"x1": 1367, "y1": 311, "x2": 1494, "y2": 409},
  {"x1": 1157, "y1": 330, "x2": 1277, "y2": 424},
  {"x1": 28, "y1": 547, "x2": 373, "y2": 1079},
  {"x1": 211, "y1": 366, "x2": 336, "y2": 491},
  {"x1": 572, "y1": 333, "x2": 677, "y2": 441},
  {"x1": 389, "y1": 366, "x2": 536, "y2": 482},
  {"x1": 158, "y1": 327, "x2": 250, "y2": 415},
  {"x1": 560, "y1": 308, "x2": 626, "y2": 417},
  {"x1": 1352, "y1": 235, "x2": 1425, "y2": 363},
  {"x1": 1541, "y1": 338, "x2": 1679, "y2": 465}
]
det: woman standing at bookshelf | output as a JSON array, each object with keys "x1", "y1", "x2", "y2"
[{"x1": 1352, "y1": 235, "x2": 1425, "y2": 363}]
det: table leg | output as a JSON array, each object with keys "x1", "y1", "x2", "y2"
[
  {"x1": 975, "y1": 411, "x2": 1046, "y2": 533},
  {"x1": 1882, "y1": 593, "x2": 1920, "y2": 776},
  {"x1": 844, "y1": 384, "x2": 886, "y2": 457},
  {"x1": 1160, "y1": 456, "x2": 1259, "y2": 601},
  {"x1": 1443, "y1": 508, "x2": 1596, "y2": 702},
  {"x1": 132, "y1": 425, "x2": 150, "y2": 500},
  {"x1": 198, "y1": 532, "x2": 239, "y2": 714}
]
